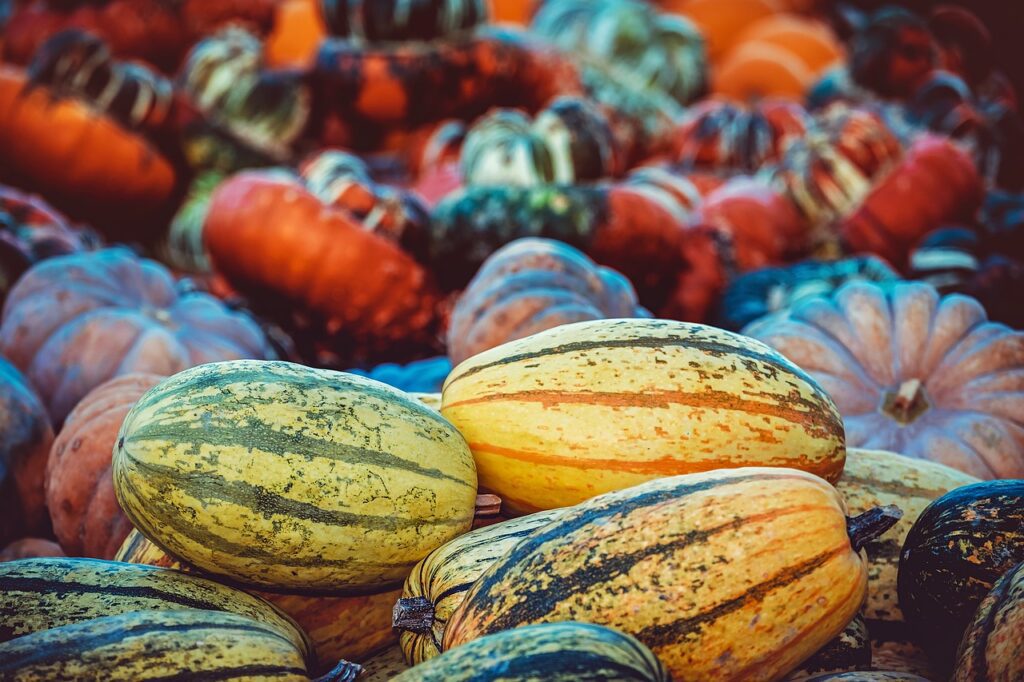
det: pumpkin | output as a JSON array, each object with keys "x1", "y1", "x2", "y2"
[
  {"x1": 713, "y1": 256, "x2": 899, "y2": 331},
  {"x1": 744, "y1": 281, "x2": 1024, "y2": 479},
  {"x1": 532, "y1": 0, "x2": 708, "y2": 105},
  {"x1": 447, "y1": 238, "x2": 648, "y2": 365},
  {"x1": 0, "y1": 357, "x2": 53, "y2": 547},
  {"x1": 671, "y1": 99, "x2": 810, "y2": 171},
  {"x1": 398, "y1": 622, "x2": 670, "y2": 681},
  {"x1": 113, "y1": 360, "x2": 477, "y2": 593},
  {"x1": 442, "y1": 318, "x2": 845, "y2": 514},
  {"x1": 0, "y1": 538, "x2": 64, "y2": 562},
  {"x1": 714, "y1": 41, "x2": 815, "y2": 100},
  {"x1": 898, "y1": 480, "x2": 1024, "y2": 672},
  {"x1": 0, "y1": 65, "x2": 176, "y2": 238},
  {"x1": 849, "y1": 7, "x2": 937, "y2": 99},
  {"x1": 783, "y1": 615, "x2": 871, "y2": 681},
  {"x1": 443, "y1": 468, "x2": 902, "y2": 680},
  {"x1": 264, "y1": 0, "x2": 326, "y2": 68},
  {"x1": 952, "y1": 560, "x2": 1024, "y2": 682},
  {"x1": 46, "y1": 373, "x2": 164, "y2": 560},
  {"x1": 320, "y1": 0, "x2": 487, "y2": 42},
  {"x1": 114, "y1": 528, "x2": 401, "y2": 671},
  {"x1": 669, "y1": 0, "x2": 780, "y2": 63},
  {"x1": 0, "y1": 247, "x2": 275, "y2": 425},
  {"x1": 203, "y1": 170, "x2": 441, "y2": 362},
  {"x1": 841, "y1": 134, "x2": 983, "y2": 269},
  {"x1": 0, "y1": 185, "x2": 99, "y2": 306},
  {"x1": 733, "y1": 14, "x2": 844, "y2": 76}
]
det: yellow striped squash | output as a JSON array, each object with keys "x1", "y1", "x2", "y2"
[
  {"x1": 444, "y1": 467, "x2": 899, "y2": 681},
  {"x1": 396, "y1": 622, "x2": 670, "y2": 681},
  {"x1": 836, "y1": 448, "x2": 978, "y2": 678},
  {"x1": 783, "y1": 615, "x2": 870, "y2": 681},
  {"x1": 113, "y1": 360, "x2": 477, "y2": 593},
  {"x1": 0, "y1": 557, "x2": 310, "y2": 663},
  {"x1": 411, "y1": 392, "x2": 442, "y2": 411},
  {"x1": 441, "y1": 318, "x2": 845, "y2": 513},
  {"x1": 0, "y1": 609, "x2": 350, "y2": 681},
  {"x1": 396, "y1": 508, "x2": 564, "y2": 664},
  {"x1": 114, "y1": 527, "x2": 400, "y2": 669}
]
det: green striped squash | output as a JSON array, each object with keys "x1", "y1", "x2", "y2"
[
  {"x1": 444, "y1": 467, "x2": 895, "y2": 681},
  {"x1": 396, "y1": 508, "x2": 564, "y2": 664},
  {"x1": 0, "y1": 609, "x2": 347, "y2": 681},
  {"x1": 394, "y1": 622, "x2": 670, "y2": 681},
  {"x1": 113, "y1": 360, "x2": 477, "y2": 593},
  {"x1": 953, "y1": 560, "x2": 1024, "y2": 682},
  {"x1": 0, "y1": 557, "x2": 310, "y2": 662},
  {"x1": 442, "y1": 318, "x2": 845, "y2": 514}
]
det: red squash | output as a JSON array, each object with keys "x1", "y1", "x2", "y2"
[
  {"x1": 0, "y1": 247, "x2": 275, "y2": 425},
  {"x1": 746, "y1": 281, "x2": 1024, "y2": 479},
  {"x1": 0, "y1": 357, "x2": 54, "y2": 547},
  {"x1": 47, "y1": 373, "x2": 164, "y2": 560},
  {"x1": 841, "y1": 134, "x2": 984, "y2": 268},
  {"x1": 203, "y1": 171, "x2": 441, "y2": 360}
]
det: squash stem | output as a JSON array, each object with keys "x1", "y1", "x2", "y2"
[
  {"x1": 393, "y1": 596, "x2": 435, "y2": 633},
  {"x1": 313, "y1": 659, "x2": 363, "y2": 682},
  {"x1": 475, "y1": 493, "x2": 502, "y2": 518},
  {"x1": 847, "y1": 505, "x2": 903, "y2": 552}
]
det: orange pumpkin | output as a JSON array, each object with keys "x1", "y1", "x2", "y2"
[
  {"x1": 745, "y1": 281, "x2": 1024, "y2": 480},
  {"x1": 0, "y1": 66, "x2": 176, "y2": 238},
  {"x1": 0, "y1": 357, "x2": 53, "y2": 547},
  {"x1": 733, "y1": 14, "x2": 843, "y2": 75},
  {"x1": 713, "y1": 41, "x2": 814, "y2": 101},
  {"x1": 47, "y1": 374, "x2": 164, "y2": 560},
  {"x1": 667, "y1": 0, "x2": 781, "y2": 63},
  {"x1": 265, "y1": 0, "x2": 327, "y2": 68}
]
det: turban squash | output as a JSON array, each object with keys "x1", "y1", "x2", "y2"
[{"x1": 745, "y1": 280, "x2": 1024, "y2": 479}]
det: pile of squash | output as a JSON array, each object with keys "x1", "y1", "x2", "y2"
[{"x1": 0, "y1": 0, "x2": 1022, "y2": 681}]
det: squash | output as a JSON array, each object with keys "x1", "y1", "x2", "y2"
[
  {"x1": 447, "y1": 238, "x2": 648, "y2": 365},
  {"x1": 46, "y1": 374, "x2": 164, "y2": 560},
  {"x1": 840, "y1": 134, "x2": 984, "y2": 268},
  {"x1": 399, "y1": 622, "x2": 669, "y2": 681},
  {"x1": 347, "y1": 357, "x2": 452, "y2": 395},
  {"x1": 0, "y1": 357, "x2": 53, "y2": 546},
  {"x1": 443, "y1": 318, "x2": 844, "y2": 514},
  {"x1": 898, "y1": 480, "x2": 1024, "y2": 672},
  {"x1": 745, "y1": 281, "x2": 1024, "y2": 479},
  {"x1": 0, "y1": 247, "x2": 275, "y2": 425},
  {"x1": 443, "y1": 467, "x2": 902, "y2": 680},
  {"x1": 849, "y1": 7, "x2": 936, "y2": 99},
  {"x1": 802, "y1": 674, "x2": 930, "y2": 681},
  {"x1": 713, "y1": 256, "x2": 899, "y2": 331},
  {"x1": 114, "y1": 360, "x2": 477, "y2": 593},
  {"x1": 0, "y1": 609, "x2": 335, "y2": 681},
  {"x1": 783, "y1": 615, "x2": 871, "y2": 681},
  {"x1": 713, "y1": 41, "x2": 814, "y2": 100},
  {"x1": 360, "y1": 646, "x2": 410, "y2": 681},
  {"x1": 952, "y1": 560, "x2": 1024, "y2": 682},
  {"x1": 0, "y1": 557, "x2": 311, "y2": 661},
  {"x1": 733, "y1": 15, "x2": 844, "y2": 75},
  {"x1": 0, "y1": 538, "x2": 64, "y2": 562},
  {"x1": 396, "y1": 509, "x2": 564, "y2": 664},
  {"x1": 203, "y1": 170, "x2": 441, "y2": 360},
  {"x1": 114, "y1": 528, "x2": 400, "y2": 670},
  {"x1": 670, "y1": 0, "x2": 780, "y2": 63},
  {"x1": 264, "y1": 0, "x2": 326, "y2": 68}
]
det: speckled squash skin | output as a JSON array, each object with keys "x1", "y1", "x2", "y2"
[
  {"x1": 113, "y1": 360, "x2": 478, "y2": 593},
  {"x1": 783, "y1": 615, "x2": 871, "y2": 681},
  {"x1": 442, "y1": 318, "x2": 845, "y2": 514},
  {"x1": 114, "y1": 528, "x2": 400, "y2": 670},
  {"x1": 0, "y1": 557, "x2": 311, "y2": 662},
  {"x1": 398, "y1": 509, "x2": 564, "y2": 664},
  {"x1": 898, "y1": 480, "x2": 1024, "y2": 672},
  {"x1": 399, "y1": 622, "x2": 670, "y2": 682},
  {"x1": 952, "y1": 560, "x2": 1024, "y2": 682},
  {"x1": 835, "y1": 449, "x2": 979, "y2": 657},
  {"x1": 444, "y1": 468, "x2": 874, "y2": 681},
  {"x1": 359, "y1": 646, "x2": 410, "y2": 681}
]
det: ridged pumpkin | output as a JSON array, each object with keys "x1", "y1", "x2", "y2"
[
  {"x1": 400, "y1": 622, "x2": 670, "y2": 681},
  {"x1": 396, "y1": 509, "x2": 564, "y2": 664},
  {"x1": 952, "y1": 560, "x2": 1024, "y2": 682},
  {"x1": 849, "y1": 7, "x2": 936, "y2": 99},
  {"x1": 443, "y1": 467, "x2": 901, "y2": 680},
  {"x1": 746, "y1": 281, "x2": 1024, "y2": 479},
  {"x1": 203, "y1": 170, "x2": 441, "y2": 359},
  {"x1": 836, "y1": 448, "x2": 978, "y2": 679},
  {"x1": 0, "y1": 247, "x2": 275, "y2": 425},
  {"x1": 840, "y1": 134, "x2": 984, "y2": 268},
  {"x1": 46, "y1": 374, "x2": 164, "y2": 560},
  {"x1": 115, "y1": 528, "x2": 400, "y2": 670},
  {"x1": 898, "y1": 480, "x2": 1024, "y2": 672},
  {"x1": 442, "y1": 318, "x2": 845, "y2": 514},
  {"x1": 670, "y1": 0, "x2": 780, "y2": 63},
  {"x1": 733, "y1": 15, "x2": 843, "y2": 76},
  {"x1": 0, "y1": 357, "x2": 53, "y2": 546},
  {"x1": 714, "y1": 41, "x2": 814, "y2": 100},
  {"x1": 114, "y1": 360, "x2": 477, "y2": 593},
  {"x1": 447, "y1": 238, "x2": 648, "y2": 365}
]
